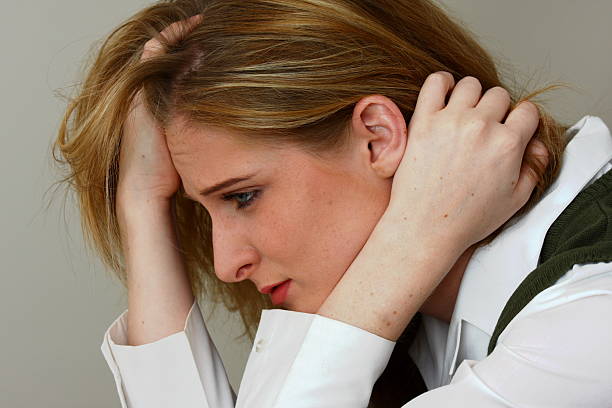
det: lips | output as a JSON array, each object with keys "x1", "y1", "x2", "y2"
[
  {"x1": 260, "y1": 279, "x2": 289, "y2": 294},
  {"x1": 270, "y1": 280, "x2": 291, "y2": 305}
]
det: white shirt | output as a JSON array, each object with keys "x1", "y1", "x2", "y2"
[{"x1": 101, "y1": 115, "x2": 612, "y2": 407}]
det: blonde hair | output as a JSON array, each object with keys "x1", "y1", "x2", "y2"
[{"x1": 52, "y1": 0, "x2": 569, "y2": 345}]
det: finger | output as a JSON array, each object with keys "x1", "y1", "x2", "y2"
[
  {"x1": 446, "y1": 76, "x2": 482, "y2": 110},
  {"x1": 160, "y1": 14, "x2": 203, "y2": 43},
  {"x1": 141, "y1": 14, "x2": 204, "y2": 61},
  {"x1": 513, "y1": 138, "x2": 549, "y2": 206},
  {"x1": 525, "y1": 137, "x2": 550, "y2": 180},
  {"x1": 412, "y1": 71, "x2": 456, "y2": 120},
  {"x1": 474, "y1": 86, "x2": 511, "y2": 123},
  {"x1": 503, "y1": 101, "x2": 540, "y2": 152}
]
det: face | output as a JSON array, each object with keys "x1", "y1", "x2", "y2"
[{"x1": 166, "y1": 118, "x2": 394, "y2": 313}]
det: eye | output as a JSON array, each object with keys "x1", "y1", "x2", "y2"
[{"x1": 222, "y1": 189, "x2": 261, "y2": 210}]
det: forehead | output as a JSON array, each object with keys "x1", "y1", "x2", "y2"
[
  {"x1": 166, "y1": 118, "x2": 279, "y2": 181},
  {"x1": 168, "y1": 120, "x2": 263, "y2": 162},
  {"x1": 165, "y1": 116, "x2": 348, "y2": 201},
  {"x1": 165, "y1": 114, "x2": 355, "y2": 195}
]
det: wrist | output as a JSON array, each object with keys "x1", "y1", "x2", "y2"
[
  {"x1": 116, "y1": 196, "x2": 175, "y2": 242},
  {"x1": 380, "y1": 205, "x2": 465, "y2": 262},
  {"x1": 116, "y1": 185, "x2": 172, "y2": 204},
  {"x1": 317, "y1": 210, "x2": 462, "y2": 341},
  {"x1": 116, "y1": 192, "x2": 172, "y2": 217}
]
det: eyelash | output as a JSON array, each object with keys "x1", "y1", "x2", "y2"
[{"x1": 221, "y1": 189, "x2": 261, "y2": 210}]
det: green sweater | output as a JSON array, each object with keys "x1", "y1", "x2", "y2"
[{"x1": 488, "y1": 167, "x2": 612, "y2": 355}]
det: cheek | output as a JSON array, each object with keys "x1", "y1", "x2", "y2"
[
  {"x1": 288, "y1": 188, "x2": 383, "y2": 313},
  {"x1": 259, "y1": 187, "x2": 324, "y2": 262},
  {"x1": 272, "y1": 179, "x2": 372, "y2": 281}
]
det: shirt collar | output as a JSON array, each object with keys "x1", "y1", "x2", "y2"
[
  {"x1": 410, "y1": 115, "x2": 612, "y2": 386},
  {"x1": 453, "y1": 115, "x2": 612, "y2": 340}
]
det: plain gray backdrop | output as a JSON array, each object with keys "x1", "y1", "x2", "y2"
[{"x1": 2, "y1": 1, "x2": 611, "y2": 406}]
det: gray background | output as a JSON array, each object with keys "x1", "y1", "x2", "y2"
[{"x1": 2, "y1": 1, "x2": 610, "y2": 406}]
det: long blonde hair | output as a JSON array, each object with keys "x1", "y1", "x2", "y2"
[{"x1": 52, "y1": 0, "x2": 569, "y2": 344}]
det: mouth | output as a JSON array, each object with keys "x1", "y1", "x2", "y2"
[{"x1": 269, "y1": 279, "x2": 291, "y2": 305}]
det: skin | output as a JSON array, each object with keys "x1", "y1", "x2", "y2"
[
  {"x1": 166, "y1": 95, "x2": 467, "y2": 319},
  {"x1": 123, "y1": 17, "x2": 543, "y2": 345}
]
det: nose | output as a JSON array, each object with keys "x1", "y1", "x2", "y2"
[{"x1": 211, "y1": 217, "x2": 259, "y2": 283}]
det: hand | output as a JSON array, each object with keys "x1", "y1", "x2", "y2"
[
  {"x1": 318, "y1": 72, "x2": 548, "y2": 340},
  {"x1": 115, "y1": 15, "x2": 203, "y2": 346},
  {"x1": 388, "y1": 72, "x2": 547, "y2": 256},
  {"x1": 116, "y1": 14, "x2": 204, "y2": 206}
]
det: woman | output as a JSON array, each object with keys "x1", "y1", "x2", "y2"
[{"x1": 53, "y1": 0, "x2": 612, "y2": 406}]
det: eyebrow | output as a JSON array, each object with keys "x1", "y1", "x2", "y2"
[{"x1": 186, "y1": 172, "x2": 258, "y2": 200}]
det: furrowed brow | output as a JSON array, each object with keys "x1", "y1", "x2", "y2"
[{"x1": 185, "y1": 172, "x2": 258, "y2": 200}]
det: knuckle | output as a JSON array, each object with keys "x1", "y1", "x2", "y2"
[
  {"x1": 500, "y1": 133, "x2": 522, "y2": 152},
  {"x1": 143, "y1": 37, "x2": 161, "y2": 46},
  {"x1": 143, "y1": 38, "x2": 164, "y2": 52},
  {"x1": 490, "y1": 86, "x2": 511, "y2": 101},
  {"x1": 161, "y1": 24, "x2": 183, "y2": 40},
  {"x1": 466, "y1": 117, "x2": 488, "y2": 134},
  {"x1": 162, "y1": 19, "x2": 189, "y2": 33},
  {"x1": 141, "y1": 17, "x2": 199, "y2": 60},
  {"x1": 429, "y1": 71, "x2": 452, "y2": 84},
  {"x1": 512, "y1": 101, "x2": 541, "y2": 127},
  {"x1": 161, "y1": 20, "x2": 182, "y2": 32},
  {"x1": 460, "y1": 76, "x2": 481, "y2": 87},
  {"x1": 517, "y1": 100, "x2": 540, "y2": 117}
]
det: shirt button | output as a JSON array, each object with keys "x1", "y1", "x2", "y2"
[{"x1": 255, "y1": 338, "x2": 265, "y2": 352}]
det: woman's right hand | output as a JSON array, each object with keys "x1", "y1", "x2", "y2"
[
  {"x1": 116, "y1": 14, "x2": 204, "y2": 205},
  {"x1": 116, "y1": 14, "x2": 203, "y2": 346}
]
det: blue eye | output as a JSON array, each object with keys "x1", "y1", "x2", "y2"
[{"x1": 222, "y1": 189, "x2": 261, "y2": 210}]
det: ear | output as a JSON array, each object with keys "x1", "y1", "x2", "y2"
[{"x1": 350, "y1": 94, "x2": 408, "y2": 179}]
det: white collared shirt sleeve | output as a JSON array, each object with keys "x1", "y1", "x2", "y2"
[
  {"x1": 100, "y1": 300, "x2": 237, "y2": 408},
  {"x1": 101, "y1": 265, "x2": 612, "y2": 408},
  {"x1": 237, "y1": 309, "x2": 396, "y2": 407},
  {"x1": 100, "y1": 300, "x2": 396, "y2": 408},
  {"x1": 262, "y1": 264, "x2": 612, "y2": 408},
  {"x1": 404, "y1": 263, "x2": 612, "y2": 407}
]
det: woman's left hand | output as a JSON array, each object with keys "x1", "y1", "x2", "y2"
[
  {"x1": 318, "y1": 72, "x2": 548, "y2": 340},
  {"x1": 388, "y1": 72, "x2": 546, "y2": 255}
]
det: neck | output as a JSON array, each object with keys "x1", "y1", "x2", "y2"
[{"x1": 418, "y1": 244, "x2": 478, "y2": 323}]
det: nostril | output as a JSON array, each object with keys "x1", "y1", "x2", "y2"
[{"x1": 237, "y1": 264, "x2": 252, "y2": 280}]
